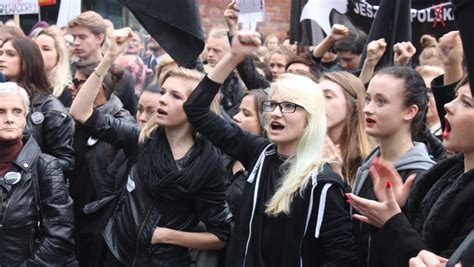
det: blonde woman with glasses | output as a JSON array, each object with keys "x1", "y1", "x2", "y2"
[{"x1": 184, "y1": 31, "x2": 356, "y2": 267}]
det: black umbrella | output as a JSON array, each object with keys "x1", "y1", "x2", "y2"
[
  {"x1": 117, "y1": 0, "x2": 205, "y2": 68},
  {"x1": 357, "y1": 0, "x2": 412, "y2": 69}
]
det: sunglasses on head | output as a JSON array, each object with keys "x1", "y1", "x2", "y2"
[{"x1": 72, "y1": 78, "x2": 87, "y2": 88}]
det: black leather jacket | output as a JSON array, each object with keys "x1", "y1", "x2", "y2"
[
  {"x1": 81, "y1": 111, "x2": 232, "y2": 266},
  {"x1": 26, "y1": 94, "x2": 75, "y2": 173},
  {"x1": 70, "y1": 95, "x2": 134, "y2": 214},
  {"x1": 0, "y1": 136, "x2": 75, "y2": 266}
]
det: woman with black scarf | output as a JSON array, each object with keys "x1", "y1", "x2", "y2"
[{"x1": 70, "y1": 28, "x2": 232, "y2": 266}]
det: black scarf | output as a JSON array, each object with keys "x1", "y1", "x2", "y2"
[{"x1": 136, "y1": 128, "x2": 223, "y2": 201}]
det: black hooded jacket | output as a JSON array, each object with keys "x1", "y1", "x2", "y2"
[{"x1": 184, "y1": 76, "x2": 357, "y2": 267}]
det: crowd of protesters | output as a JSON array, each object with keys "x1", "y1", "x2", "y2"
[{"x1": 0, "y1": 0, "x2": 474, "y2": 266}]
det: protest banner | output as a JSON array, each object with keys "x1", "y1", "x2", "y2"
[
  {"x1": 291, "y1": 0, "x2": 456, "y2": 50},
  {"x1": 0, "y1": 0, "x2": 39, "y2": 15}
]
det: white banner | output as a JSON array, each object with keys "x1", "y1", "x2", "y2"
[
  {"x1": 56, "y1": 0, "x2": 82, "y2": 28},
  {"x1": 237, "y1": 0, "x2": 265, "y2": 31},
  {"x1": 0, "y1": 0, "x2": 39, "y2": 15}
]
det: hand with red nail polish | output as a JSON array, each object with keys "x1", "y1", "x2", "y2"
[
  {"x1": 347, "y1": 178, "x2": 402, "y2": 228},
  {"x1": 370, "y1": 157, "x2": 416, "y2": 208}
]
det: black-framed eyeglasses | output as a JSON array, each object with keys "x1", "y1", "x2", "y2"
[
  {"x1": 72, "y1": 78, "x2": 87, "y2": 88},
  {"x1": 262, "y1": 101, "x2": 304, "y2": 113}
]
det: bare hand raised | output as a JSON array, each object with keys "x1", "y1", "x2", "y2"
[
  {"x1": 438, "y1": 31, "x2": 463, "y2": 66},
  {"x1": 224, "y1": 1, "x2": 239, "y2": 35},
  {"x1": 230, "y1": 31, "x2": 261, "y2": 61},
  {"x1": 366, "y1": 38, "x2": 387, "y2": 64},
  {"x1": 394, "y1": 41, "x2": 416, "y2": 66},
  {"x1": 329, "y1": 24, "x2": 349, "y2": 41},
  {"x1": 105, "y1": 27, "x2": 134, "y2": 60}
]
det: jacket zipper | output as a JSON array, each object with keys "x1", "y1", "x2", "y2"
[
  {"x1": 367, "y1": 234, "x2": 371, "y2": 267},
  {"x1": 132, "y1": 204, "x2": 153, "y2": 267},
  {"x1": 0, "y1": 189, "x2": 20, "y2": 229}
]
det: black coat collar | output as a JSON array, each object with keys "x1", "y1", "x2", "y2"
[{"x1": 13, "y1": 136, "x2": 41, "y2": 172}]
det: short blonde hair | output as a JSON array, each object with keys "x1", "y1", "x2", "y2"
[
  {"x1": 139, "y1": 68, "x2": 205, "y2": 142},
  {"x1": 68, "y1": 11, "x2": 106, "y2": 37}
]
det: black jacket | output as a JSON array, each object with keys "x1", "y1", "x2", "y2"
[
  {"x1": 80, "y1": 111, "x2": 232, "y2": 266},
  {"x1": 0, "y1": 136, "x2": 75, "y2": 266},
  {"x1": 26, "y1": 94, "x2": 75, "y2": 173},
  {"x1": 369, "y1": 154, "x2": 474, "y2": 267},
  {"x1": 220, "y1": 72, "x2": 244, "y2": 117},
  {"x1": 70, "y1": 95, "x2": 134, "y2": 217}
]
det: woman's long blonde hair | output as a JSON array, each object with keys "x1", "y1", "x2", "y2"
[
  {"x1": 265, "y1": 73, "x2": 327, "y2": 215},
  {"x1": 138, "y1": 67, "x2": 216, "y2": 143},
  {"x1": 31, "y1": 27, "x2": 72, "y2": 98},
  {"x1": 320, "y1": 72, "x2": 373, "y2": 187}
]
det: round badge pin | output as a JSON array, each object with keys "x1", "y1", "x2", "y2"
[
  {"x1": 4, "y1": 172, "x2": 22, "y2": 185},
  {"x1": 30, "y1": 112, "x2": 45, "y2": 125},
  {"x1": 87, "y1": 137, "x2": 99, "y2": 146}
]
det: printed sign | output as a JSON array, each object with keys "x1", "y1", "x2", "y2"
[
  {"x1": 238, "y1": 0, "x2": 265, "y2": 31},
  {"x1": 0, "y1": 0, "x2": 39, "y2": 15}
]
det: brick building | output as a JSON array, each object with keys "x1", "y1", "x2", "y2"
[
  {"x1": 3, "y1": 0, "x2": 291, "y2": 44},
  {"x1": 199, "y1": 0, "x2": 291, "y2": 41}
]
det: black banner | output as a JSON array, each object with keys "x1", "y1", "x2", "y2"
[{"x1": 291, "y1": 0, "x2": 456, "y2": 50}]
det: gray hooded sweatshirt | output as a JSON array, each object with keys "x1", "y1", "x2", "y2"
[
  {"x1": 351, "y1": 142, "x2": 435, "y2": 267},
  {"x1": 353, "y1": 141, "x2": 436, "y2": 196}
]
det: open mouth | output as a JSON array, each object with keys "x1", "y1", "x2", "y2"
[
  {"x1": 366, "y1": 117, "x2": 376, "y2": 127},
  {"x1": 443, "y1": 117, "x2": 451, "y2": 139},
  {"x1": 157, "y1": 108, "x2": 168, "y2": 116},
  {"x1": 270, "y1": 121, "x2": 285, "y2": 131}
]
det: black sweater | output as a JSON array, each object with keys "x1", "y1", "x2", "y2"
[{"x1": 184, "y1": 76, "x2": 357, "y2": 267}]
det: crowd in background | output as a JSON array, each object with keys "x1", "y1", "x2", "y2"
[{"x1": 0, "y1": 0, "x2": 473, "y2": 266}]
